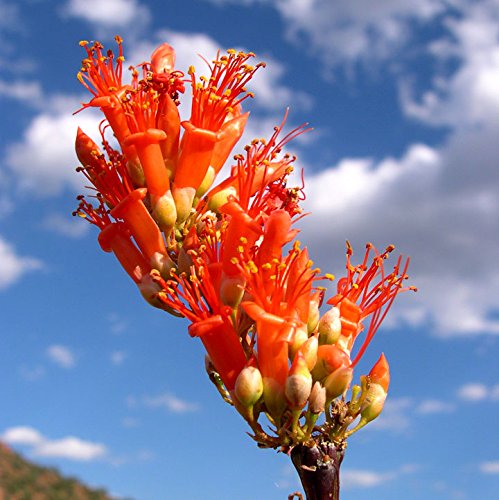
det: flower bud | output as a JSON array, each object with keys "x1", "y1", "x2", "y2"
[
  {"x1": 307, "y1": 295, "x2": 321, "y2": 334},
  {"x1": 207, "y1": 186, "x2": 237, "y2": 213},
  {"x1": 298, "y1": 334, "x2": 318, "y2": 371},
  {"x1": 151, "y1": 43, "x2": 176, "y2": 73},
  {"x1": 285, "y1": 352, "x2": 313, "y2": 409},
  {"x1": 359, "y1": 382, "x2": 387, "y2": 424},
  {"x1": 312, "y1": 344, "x2": 350, "y2": 381},
  {"x1": 308, "y1": 381, "x2": 326, "y2": 414},
  {"x1": 369, "y1": 353, "x2": 390, "y2": 392},
  {"x1": 263, "y1": 377, "x2": 286, "y2": 422},
  {"x1": 288, "y1": 324, "x2": 309, "y2": 361},
  {"x1": 318, "y1": 306, "x2": 342, "y2": 345},
  {"x1": 234, "y1": 365, "x2": 263, "y2": 407},
  {"x1": 323, "y1": 366, "x2": 353, "y2": 401},
  {"x1": 138, "y1": 273, "x2": 164, "y2": 309},
  {"x1": 150, "y1": 251, "x2": 175, "y2": 279},
  {"x1": 151, "y1": 191, "x2": 177, "y2": 234},
  {"x1": 358, "y1": 354, "x2": 390, "y2": 425},
  {"x1": 220, "y1": 274, "x2": 245, "y2": 308},
  {"x1": 126, "y1": 157, "x2": 146, "y2": 187},
  {"x1": 196, "y1": 166, "x2": 216, "y2": 198}
]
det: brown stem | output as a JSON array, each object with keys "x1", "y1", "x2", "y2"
[{"x1": 290, "y1": 442, "x2": 345, "y2": 500}]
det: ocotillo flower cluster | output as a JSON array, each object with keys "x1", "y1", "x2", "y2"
[{"x1": 73, "y1": 37, "x2": 415, "y2": 451}]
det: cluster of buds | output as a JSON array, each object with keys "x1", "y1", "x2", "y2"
[{"x1": 73, "y1": 37, "x2": 415, "y2": 451}]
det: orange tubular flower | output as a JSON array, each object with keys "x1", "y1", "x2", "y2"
[
  {"x1": 172, "y1": 51, "x2": 263, "y2": 221},
  {"x1": 110, "y1": 188, "x2": 166, "y2": 260},
  {"x1": 241, "y1": 301, "x2": 294, "y2": 388},
  {"x1": 98, "y1": 222, "x2": 151, "y2": 283},
  {"x1": 77, "y1": 38, "x2": 137, "y2": 161},
  {"x1": 189, "y1": 315, "x2": 247, "y2": 391},
  {"x1": 75, "y1": 127, "x2": 134, "y2": 208},
  {"x1": 154, "y1": 254, "x2": 247, "y2": 391},
  {"x1": 328, "y1": 243, "x2": 415, "y2": 368},
  {"x1": 73, "y1": 197, "x2": 149, "y2": 284}
]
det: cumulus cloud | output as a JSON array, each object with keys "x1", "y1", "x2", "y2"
[
  {"x1": 416, "y1": 399, "x2": 455, "y2": 415},
  {"x1": 0, "y1": 79, "x2": 43, "y2": 107},
  {"x1": 401, "y1": 2, "x2": 499, "y2": 129},
  {"x1": 62, "y1": 0, "x2": 150, "y2": 31},
  {"x1": 480, "y1": 461, "x2": 499, "y2": 475},
  {"x1": 0, "y1": 236, "x2": 42, "y2": 289},
  {"x1": 2, "y1": 426, "x2": 44, "y2": 446},
  {"x1": 203, "y1": 0, "x2": 445, "y2": 69},
  {"x1": 4, "y1": 97, "x2": 101, "y2": 197},
  {"x1": 46, "y1": 345, "x2": 76, "y2": 369},
  {"x1": 2, "y1": 426, "x2": 107, "y2": 462},
  {"x1": 33, "y1": 437, "x2": 106, "y2": 461},
  {"x1": 342, "y1": 469, "x2": 394, "y2": 488},
  {"x1": 5, "y1": 101, "x2": 100, "y2": 197},
  {"x1": 143, "y1": 392, "x2": 199, "y2": 413},
  {"x1": 457, "y1": 383, "x2": 499, "y2": 402},
  {"x1": 301, "y1": 119, "x2": 499, "y2": 336}
]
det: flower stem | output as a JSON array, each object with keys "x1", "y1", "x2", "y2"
[{"x1": 290, "y1": 442, "x2": 345, "y2": 500}]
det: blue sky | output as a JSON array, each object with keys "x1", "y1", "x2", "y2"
[{"x1": 0, "y1": 0, "x2": 498, "y2": 499}]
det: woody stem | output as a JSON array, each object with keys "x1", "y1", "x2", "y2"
[{"x1": 290, "y1": 441, "x2": 345, "y2": 500}]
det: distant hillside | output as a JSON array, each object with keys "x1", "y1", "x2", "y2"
[{"x1": 0, "y1": 442, "x2": 112, "y2": 500}]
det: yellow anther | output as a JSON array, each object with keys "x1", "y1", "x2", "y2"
[
  {"x1": 114, "y1": 35, "x2": 123, "y2": 44},
  {"x1": 79, "y1": 40, "x2": 89, "y2": 46},
  {"x1": 262, "y1": 263, "x2": 272, "y2": 270},
  {"x1": 325, "y1": 273, "x2": 335, "y2": 281},
  {"x1": 239, "y1": 236, "x2": 248, "y2": 244},
  {"x1": 188, "y1": 65, "x2": 196, "y2": 75}
]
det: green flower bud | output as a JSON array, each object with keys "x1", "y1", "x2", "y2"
[
  {"x1": 285, "y1": 352, "x2": 313, "y2": 409},
  {"x1": 318, "y1": 306, "x2": 341, "y2": 345},
  {"x1": 234, "y1": 366, "x2": 263, "y2": 407},
  {"x1": 308, "y1": 381, "x2": 326, "y2": 415},
  {"x1": 323, "y1": 366, "x2": 353, "y2": 401}
]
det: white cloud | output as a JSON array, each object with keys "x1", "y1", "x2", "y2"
[
  {"x1": 301, "y1": 124, "x2": 499, "y2": 336},
  {"x1": 401, "y1": 3, "x2": 499, "y2": 128},
  {"x1": 0, "y1": 236, "x2": 42, "y2": 289},
  {"x1": 270, "y1": 0, "x2": 445, "y2": 70},
  {"x1": 46, "y1": 345, "x2": 76, "y2": 369},
  {"x1": 0, "y1": 79, "x2": 43, "y2": 106},
  {"x1": 2, "y1": 426, "x2": 107, "y2": 462},
  {"x1": 480, "y1": 461, "x2": 499, "y2": 475},
  {"x1": 33, "y1": 436, "x2": 107, "y2": 461},
  {"x1": 202, "y1": 0, "x2": 445, "y2": 69},
  {"x1": 457, "y1": 383, "x2": 488, "y2": 402},
  {"x1": 416, "y1": 399, "x2": 455, "y2": 415},
  {"x1": 457, "y1": 383, "x2": 499, "y2": 402},
  {"x1": 143, "y1": 392, "x2": 199, "y2": 413},
  {"x1": 5, "y1": 98, "x2": 101, "y2": 197},
  {"x1": 42, "y1": 212, "x2": 89, "y2": 239},
  {"x1": 63, "y1": 0, "x2": 150, "y2": 29},
  {"x1": 342, "y1": 469, "x2": 393, "y2": 488},
  {"x1": 2, "y1": 426, "x2": 44, "y2": 446}
]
